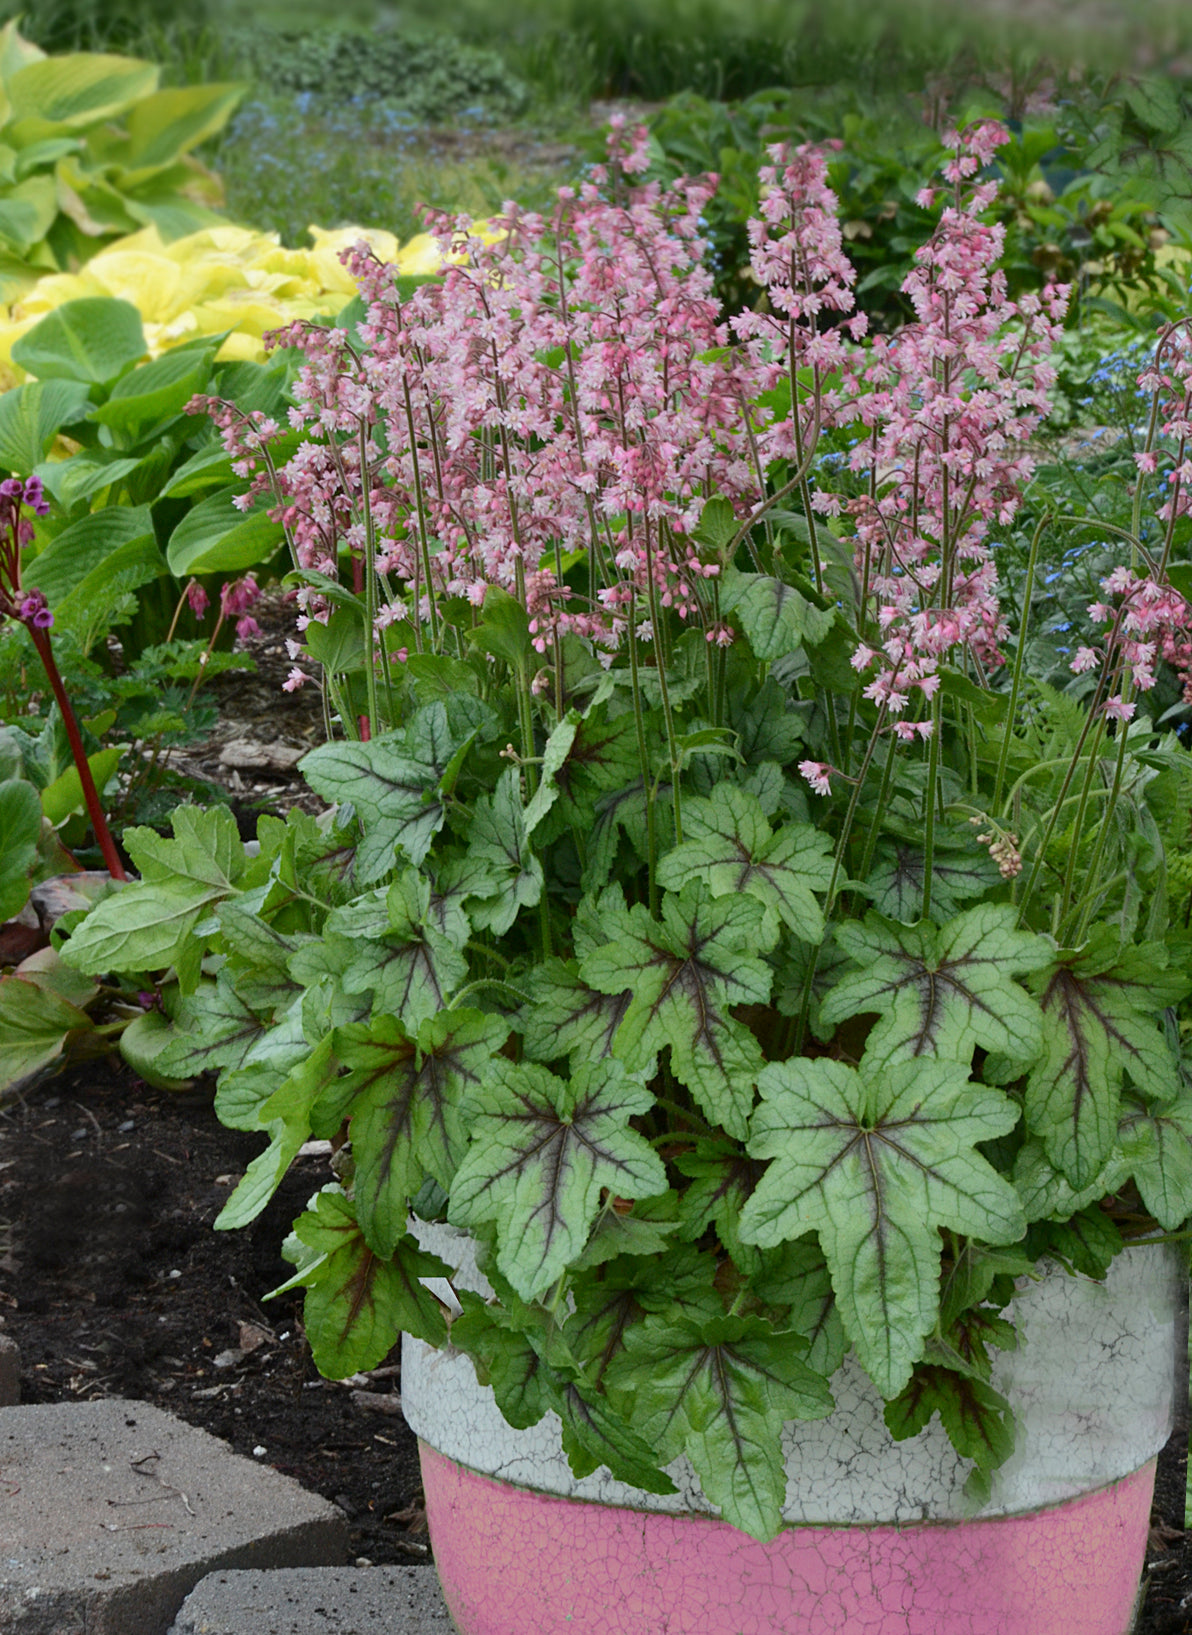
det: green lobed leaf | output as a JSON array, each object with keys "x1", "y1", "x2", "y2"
[
  {"x1": 657, "y1": 783, "x2": 833, "y2": 942},
  {"x1": 720, "y1": 565, "x2": 835, "y2": 660},
  {"x1": 740, "y1": 1056, "x2": 1025, "y2": 1397},
  {"x1": 1026, "y1": 936, "x2": 1189, "y2": 1189},
  {"x1": 884, "y1": 1365, "x2": 1015, "y2": 1476},
  {"x1": 286, "y1": 1192, "x2": 450, "y2": 1375},
  {"x1": 606, "y1": 1312, "x2": 833, "y2": 1541},
  {"x1": 820, "y1": 906, "x2": 1051, "y2": 1071},
  {"x1": 861, "y1": 837, "x2": 1002, "y2": 925},
  {"x1": 155, "y1": 973, "x2": 269, "y2": 1080},
  {"x1": 447, "y1": 1058, "x2": 667, "y2": 1301},
  {"x1": 337, "y1": 1008, "x2": 509, "y2": 1254},
  {"x1": 673, "y1": 1137, "x2": 769, "y2": 1278},
  {"x1": 580, "y1": 886, "x2": 773, "y2": 1139},
  {"x1": 522, "y1": 710, "x2": 580, "y2": 838},
  {"x1": 750, "y1": 1237, "x2": 847, "y2": 1378},
  {"x1": 464, "y1": 766, "x2": 545, "y2": 935},
  {"x1": 518, "y1": 957, "x2": 634, "y2": 1068},
  {"x1": 215, "y1": 1038, "x2": 337, "y2": 1228},
  {"x1": 1117, "y1": 1092, "x2": 1192, "y2": 1230},
  {"x1": 332, "y1": 871, "x2": 468, "y2": 1030}
]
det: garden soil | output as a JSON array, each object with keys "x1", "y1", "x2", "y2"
[{"x1": 3, "y1": 599, "x2": 1191, "y2": 1628}]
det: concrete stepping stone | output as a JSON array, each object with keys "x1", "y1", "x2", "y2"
[
  {"x1": 166, "y1": 1565, "x2": 456, "y2": 1633},
  {"x1": 0, "y1": 1398, "x2": 349, "y2": 1635}
]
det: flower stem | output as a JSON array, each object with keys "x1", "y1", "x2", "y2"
[{"x1": 28, "y1": 627, "x2": 126, "y2": 880}]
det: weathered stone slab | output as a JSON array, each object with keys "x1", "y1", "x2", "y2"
[
  {"x1": 166, "y1": 1565, "x2": 456, "y2": 1634},
  {"x1": 0, "y1": 1398, "x2": 348, "y2": 1634}
]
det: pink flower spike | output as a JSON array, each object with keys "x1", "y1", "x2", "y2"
[
  {"x1": 1103, "y1": 696, "x2": 1136, "y2": 722},
  {"x1": 1070, "y1": 646, "x2": 1100, "y2": 674},
  {"x1": 798, "y1": 760, "x2": 835, "y2": 797},
  {"x1": 282, "y1": 666, "x2": 309, "y2": 692}
]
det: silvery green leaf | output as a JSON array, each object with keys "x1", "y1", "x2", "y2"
[
  {"x1": 820, "y1": 906, "x2": 1051, "y2": 1070},
  {"x1": 447, "y1": 1058, "x2": 667, "y2": 1301},
  {"x1": 463, "y1": 767, "x2": 544, "y2": 935},
  {"x1": 740, "y1": 1056, "x2": 1025, "y2": 1397}
]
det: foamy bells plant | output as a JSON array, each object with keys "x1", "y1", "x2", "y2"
[{"x1": 62, "y1": 121, "x2": 1192, "y2": 1541}]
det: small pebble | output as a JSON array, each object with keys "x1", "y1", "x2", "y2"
[
  {"x1": 69, "y1": 1128, "x2": 87, "y2": 1141},
  {"x1": 168, "y1": 1269, "x2": 182, "y2": 1280},
  {"x1": 252, "y1": 1445, "x2": 267, "y2": 1458},
  {"x1": 355, "y1": 1557, "x2": 373, "y2": 1569},
  {"x1": 43, "y1": 1098, "x2": 59, "y2": 1109},
  {"x1": 118, "y1": 1119, "x2": 135, "y2": 1133}
]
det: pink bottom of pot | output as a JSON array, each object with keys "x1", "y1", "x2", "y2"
[{"x1": 420, "y1": 1442, "x2": 1154, "y2": 1635}]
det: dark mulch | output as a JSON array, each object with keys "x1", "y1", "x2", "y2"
[
  {"x1": 2, "y1": 1058, "x2": 1190, "y2": 1625},
  {"x1": 0, "y1": 1057, "x2": 429, "y2": 1565}
]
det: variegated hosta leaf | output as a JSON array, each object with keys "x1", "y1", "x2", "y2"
[
  {"x1": 1026, "y1": 937, "x2": 1189, "y2": 1189},
  {"x1": 580, "y1": 886, "x2": 774, "y2": 1139},
  {"x1": 861, "y1": 837, "x2": 1001, "y2": 925},
  {"x1": 336, "y1": 1009, "x2": 509, "y2": 1255},
  {"x1": 656, "y1": 783, "x2": 833, "y2": 942},
  {"x1": 283, "y1": 1190, "x2": 452, "y2": 1376},
  {"x1": 1117, "y1": 1092, "x2": 1192, "y2": 1229},
  {"x1": 740, "y1": 1056, "x2": 1025, "y2": 1397},
  {"x1": 820, "y1": 905, "x2": 1051, "y2": 1070},
  {"x1": 605, "y1": 1313, "x2": 834, "y2": 1541},
  {"x1": 447, "y1": 1059, "x2": 668, "y2": 1301},
  {"x1": 464, "y1": 766, "x2": 545, "y2": 935}
]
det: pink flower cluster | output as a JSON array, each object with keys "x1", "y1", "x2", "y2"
[{"x1": 841, "y1": 121, "x2": 1068, "y2": 733}]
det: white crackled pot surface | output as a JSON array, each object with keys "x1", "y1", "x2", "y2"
[{"x1": 403, "y1": 1221, "x2": 1183, "y2": 1635}]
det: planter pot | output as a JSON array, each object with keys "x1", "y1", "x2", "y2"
[{"x1": 402, "y1": 1225, "x2": 1183, "y2": 1635}]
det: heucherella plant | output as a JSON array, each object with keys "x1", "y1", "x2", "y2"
[{"x1": 61, "y1": 120, "x2": 1192, "y2": 1541}]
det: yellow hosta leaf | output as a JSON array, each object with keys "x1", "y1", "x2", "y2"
[{"x1": 213, "y1": 331, "x2": 268, "y2": 363}]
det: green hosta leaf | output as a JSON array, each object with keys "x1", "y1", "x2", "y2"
[
  {"x1": 884, "y1": 1366, "x2": 1015, "y2": 1478},
  {"x1": 63, "y1": 806, "x2": 244, "y2": 976},
  {"x1": 91, "y1": 346, "x2": 216, "y2": 441},
  {"x1": 27, "y1": 507, "x2": 154, "y2": 604},
  {"x1": 284, "y1": 1192, "x2": 450, "y2": 1375},
  {"x1": 0, "y1": 776, "x2": 40, "y2": 921},
  {"x1": 11, "y1": 297, "x2": 145, "y2": 386},
  {"x1": 1026, "y1": 937, "x2": 1188, "y2": 1189},
  {"x1": 607, "y1": 1313, "x2": 834, "y2": 1541},
  {"x1": 0, "y1": 972, "x2": 94, "y2": 1098},
  {"x1": 0, "y1": 378, "x2": 90, "y2": 473},
  {"x1": 657, "y1": 783, "x2": 833, "y2": 942},
  {"x1": 0, "y1": 174, "x2": 55, "y2": 255},
  {"x1": 166, "y1": 485, "x2": 283, "y2": 577},
  {"x1": 464, "y1": 766, "x2": 544, "y2": 935},
  {"x1": 8, "y1": 51, "x2": 159, "y2": 128},
  {"x1": 1117, "y1": 1093, "x2": 1192, "y2": 1230},
  {"x1": 40, "y1": 744, "x2": 123, "y2": 826},
  {"x1": 720, "y1": 565, "x2": 834, "y2": 660},
  {"x1": 338, "y1": 1008, "x2": 509, "y2": 1253},
  {"x1": 861, "y1": 837, "x2": 1001, "y2": 924},
  {"x1": 820, "y1": 906, "x2": 1051, "y2": 1071},
  {"x1": 580, "y1": 887, "x2": 773, "y2": 1139},
  {"x1": 518, "y1": 957, "x2": 633, "y2": 1067},
  {"x1": 447, "y1": 1058, "x2": 667, "y2": 1301},
  {"x1": 740, "y1": 1056, "x2": 1025, "y2": 1397},
  {"x1": 751, "y1": 1237, "x2": 847, "y2": 1378},
  {"x1": 155, "y1": 973, "x2": 269, "y2": 1080},
  {"x1": 121, "y1": 82, "x2": 245, "y2": 169}
]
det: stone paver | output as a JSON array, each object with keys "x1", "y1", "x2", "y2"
[
  {"x1": 166, "y1": 1565, "x2": 457, "y2": 1634},
  {"x1": 0, "y1": 1398, "x2": 349, "y2": 1635}
]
